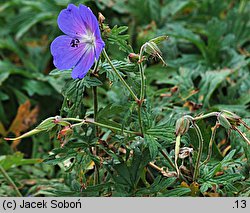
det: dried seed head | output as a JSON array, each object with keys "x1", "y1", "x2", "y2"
[
  {"x1": 140, "y1": 36, "x2": 168, "y2": 66},
  {"x1": 217, "y1": 113, "x2": 232, "y2": 130},
  {"x1": 144, "y1": 42, "x2": 166, "y2": 65},
  {"x1": 179, "y1": 147, "x2": 193, "y2": 159},
  {"x1": 221, "y1": 110, "x2": 241, "y2": 126}
]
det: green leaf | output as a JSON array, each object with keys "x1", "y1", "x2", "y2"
[
  {"x1": 49, "y1": 69, "x2": 71, "y2": 77},
  {"x1": 99, "y1": 60, "x2": 136, "y2": 82},
  {"x1": 0, "y1": 152, "x2": 41, "y2": 171},
  {"x1": 22, "y1": 79, "x2": 53, "y2": 96},
  {"x1": 97, "y1": 103, "x2": 126, "y2": 120},
  {"x1": 160, "y1": 187, "x2": 191, "y2": 197},
  {"x1": 146, "y1": 126, "x2": 175, "y2": 143},
  {"x1": 0, "y1": 73, "x2": 9, "y2": 86},
  {"x1": 83, "y1": 76, "x2": 103, "y2": 88},
  {"x1": 145, "y1": 134, "x2": 160, "y2": 160},
  {"x1": 106, "y1": 25, "x2": 133, "y2": 53},
  {"x1": 136, "y1": 176, "x2": 176, "y2": 196},
  {"x1": 167, "y1": 24, "x2": 206, "y2": 59},
  {"x1": 199, "y1": 69, "x2": 232, "y2": 107},
  {"x1": 15, "y1": 12, "x2": 54, "y2": 40}
]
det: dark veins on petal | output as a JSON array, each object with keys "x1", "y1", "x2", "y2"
[{"x1": 70, "y1": 38, "x2": 80, "y2": 47}]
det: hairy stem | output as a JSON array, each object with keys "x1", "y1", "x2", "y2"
[
  {"x1": 193, "y1": 123, "x2": 204, "y2": 182},
  {"x1": 160, "y1": 150, "x2": 176, "y2": 170},
  {"x1": 92, "y1": 86, "x2": 100, "y2": 185},
  {"x1": 193, "y1": 112, "x2": 219, "y2": 121},
  {"x1": 174, "y1": 134, "x2": 181, "y2": 177},
  {"x1": 137, "y1": 104, "x2": 144, "y2": 137},
  {"x1": 0, "y1": 165, "x2": 22, "y2": 197},
  {"x1": 137, "y1": 46, "x2": 147, "y2": 137},
  {"x1": 63, "y1": 118, "x2": 140, "y2": 135},
  {"x1": 139, "y1": 63, "x2": 145, "y2": 101},
  {"x1": 92, "y1": 86, "x2": 99, "y2": 137},
  {"x1": 102, "y1": 49, "x2": 138, "y2": 101},
  {"x1": 202, "y1": 122, "x2": 219, "y2": 165},
  {"x1": 233, "y1": 126, "x2": 250, "y2": 145}
]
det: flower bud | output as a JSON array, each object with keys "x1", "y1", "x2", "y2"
[
  {"x1": 59, "y1": 126, "x2": 73, "y2": 137},
  {"x1": 53, "y1": 116, "x2": 71, "y2": 126},
  {"x1": 175, "y1": 117, "x2": 190, "y2": 136},
  {"x1": 98, "y1": 12, "x2": 105, "y2": 24},
  {"x1": 57, "y1": 126, "x2": 73, "y2": 147},
  {"x1": 128, "y1": 53, "x2": 139, "y2": 63}
]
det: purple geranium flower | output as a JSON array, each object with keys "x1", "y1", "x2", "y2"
[{"x1": 50, "y1": 4, "x2": 105, "y2": 79}]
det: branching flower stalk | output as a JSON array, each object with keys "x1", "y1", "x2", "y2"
[
  {"x1": 92, "y1": 60, "x2": 100, "y2": 185},
  {"x1": 202, "y1": 122, "x2": 219, "y2": 165},
  {"x1": 193, "y1": 111, "x2": 250, "y2": 145},
  {"x1": 175, "y1": 134, "x2": 181, "y2": 177},
  {"x1": 174, "y1": 110, "x2": 250, "y2": 182},
  {"x1": 5, "y1": 117, "x2": 141, "y2": 142},
  {"x1": 193, "y1": 112, "x2": 219, "y2": 121},
  {"x1": 139, "y1": 44, "x2": 146, "y2": 101},
  {"x1": 192, "y1": 122, "x2": 204, "y2": 182},
  {"x1": 160, "y1": 150, "x2": 176, "y2": 170},
  {"x1": 137, "y1": 104, "x2": 144, "y2": 137},
  {"x1": 64, "y1": 118, "x2": 141, "y2": 135}
]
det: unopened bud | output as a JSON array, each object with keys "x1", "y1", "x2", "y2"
[
  {"x1": 128, "y1": 53, "x2": 139, "y2": 63},
  {"x1": 53, "y1": 116, "x2": 71, "y2": 127},
  {"x1": 98, "y1": 12, "x2": 105, "y2": 24},
  {"x1": 57, "y1": 126, "x2": 73, "y2": 147},
  {"x1": 175, "y1": 117, "x2": 190, "y2": 136},
  {"x1": 59, "y1": 126, "x2": 73, "y2": 137}
]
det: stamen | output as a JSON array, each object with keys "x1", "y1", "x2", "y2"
[{"x1": 81, "y1": 30, "x2": 96, "y2": 46}]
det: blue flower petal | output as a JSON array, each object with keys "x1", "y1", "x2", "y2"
[
  {"x1": 50, "y1": 35, "x2": 86, "y2": 70},
  {"x1": 71, "y1": 48, "x2": 95, "y2": 79},
  {"x1": 58, "y1": 4, "x2": 87, "y2": 37},
  {"x1": 95, "y1": 38, "x2": 105, "y2": 59},
  {"x1": 79, "y1": 5, "x2": 99, "y2": 35},
  {"x1": 51, "y1": 4, "x2": 105, "y2": 79}
]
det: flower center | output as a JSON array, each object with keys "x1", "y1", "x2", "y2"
[{"x1": 81, "y1": 30, "x2": 96, "y2": 47}]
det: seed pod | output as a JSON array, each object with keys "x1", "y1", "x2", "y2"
[
  {"x1": 217, "y1": 113, "x2": 232, "y2": 130},
  {"x1": 221, "y1": 110, "x2": 241, "y2": 126},
  {"x1": 149, "y1": 35, "x2": 169, "y2": 45}
]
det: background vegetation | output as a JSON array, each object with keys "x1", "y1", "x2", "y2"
[{"x1": 0, "y1": 0, "x2": 250, "y2": 197}]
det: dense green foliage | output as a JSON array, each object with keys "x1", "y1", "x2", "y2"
[{"x1": 0, "y1": 0, "x2": 250, "y2": 197}]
